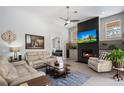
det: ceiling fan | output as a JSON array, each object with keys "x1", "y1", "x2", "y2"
[{"x1": 60, "y1": 6, "x2": 80, "y2": 26}]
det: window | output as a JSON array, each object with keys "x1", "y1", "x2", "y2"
[{"x1": 105, "y1": 20, "x2": 121, "y2": 39}]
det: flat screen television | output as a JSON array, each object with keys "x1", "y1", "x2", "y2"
[{"x1": 77, "y1": 29, "x2": 97, "y2": 44}]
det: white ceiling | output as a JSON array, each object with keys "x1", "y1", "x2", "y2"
[{"x1": 4, "y1": 6, "x2": 124, "y2": 27}]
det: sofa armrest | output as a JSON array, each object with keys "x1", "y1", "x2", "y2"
[
  {"x1": 26, "y1": 60, "x2": 33, "y2": 66},
  {"x1": 12, "y1": 61, "x2": 27, "y2": 66}
]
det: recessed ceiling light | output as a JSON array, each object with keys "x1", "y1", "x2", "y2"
[{"x1": 74, "y1": 11, "x2": 78, "y2": 13}]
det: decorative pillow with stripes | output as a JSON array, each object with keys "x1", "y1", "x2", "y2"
[{"x1": 99, "y1": 52, "x2": 109, "y2": 60}]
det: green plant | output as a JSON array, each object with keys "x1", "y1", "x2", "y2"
[
  {"x1": 106, "y1": 49, "x2": 124, "y2": 63},
  {"x1": 108, "y1": 44, "x2": 118, "y2": 50},
  {"x1": 66, "y1": 42, "x2": 77, "y2": 49}
]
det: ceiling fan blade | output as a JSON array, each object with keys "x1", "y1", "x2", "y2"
[
  {"x1": 60, "y1": 6, "x2": 79, "y2": 26},
  {"x1": 70, "y1": 20, "x2": 80, "y2": 22},
  {"x1": 59, "y1": 17, "x2": 67, "y2": 21},
  {"x1": 64, "y1": 23, "x2": 68, "y2": 26}
]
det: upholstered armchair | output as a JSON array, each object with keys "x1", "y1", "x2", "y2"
[{"x1": 88, "y1": 52, "x2": 112, "y2": 72}]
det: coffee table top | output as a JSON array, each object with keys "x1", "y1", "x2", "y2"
[{"x1": 45, "y1": 62, "x2": 70, "y2": 70}]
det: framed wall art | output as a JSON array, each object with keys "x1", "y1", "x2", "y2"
[
  {"x1": 105, "y1": 20, "x2": 122, "y2": 39},
  {"x1": 25, "y1": 34, "x2": 44, "y2": 49}
]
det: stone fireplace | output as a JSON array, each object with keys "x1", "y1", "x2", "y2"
[{"x1": 78, "y1": 17, "x2": 99, "y2": 63}]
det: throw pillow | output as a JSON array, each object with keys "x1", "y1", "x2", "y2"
[{"x1": 99, "y1": 52, "x2": 108, "y2": 60}]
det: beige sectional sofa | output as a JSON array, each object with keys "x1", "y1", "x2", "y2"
[
  {"x1": 0, "y1": 56, "x2": 45, "y2": 86},
  {"x1": 26, "y1": 51, "x2": 57, "y2": 68}
]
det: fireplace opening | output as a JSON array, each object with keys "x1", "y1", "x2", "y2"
[{"x1": 82, "y1": 49, "x2": 93, "y2": 58}]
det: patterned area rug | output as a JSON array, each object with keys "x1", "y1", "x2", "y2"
[
  {"x1": 49, "y1": 72, "x2": 90, "y2": 86},
  {"x1": 37, "y1": 68, "x2": 90, "y2": 86}
]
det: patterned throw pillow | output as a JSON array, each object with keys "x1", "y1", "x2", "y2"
[{"x1": 99, "y1": 52, "x2": 109, "y2": 60}]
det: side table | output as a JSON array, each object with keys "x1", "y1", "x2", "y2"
[{"x1": 113, "y1": 67, "x2": 124, "y2": 81}]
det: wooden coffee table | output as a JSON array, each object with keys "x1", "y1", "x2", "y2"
[
  {"x1": 20, "y1": 76, "x2": 51, "y2": 86},
  {"x1": 45, "y1": 62, "x2": 71, "y2": 78},
  {"x1": 53, "y1": 64, "x2": 71, "y2": 78}
]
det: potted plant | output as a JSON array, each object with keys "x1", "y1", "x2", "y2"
[
  {"x1": 66, "y1": 42, "x2": 77, "y2": 49},
  {"x1": 106, "y1": 49, "x2": 124, "y2": 68},
  {"x1": 108, "y1": 44, "x2": 118, "y2": 50}
]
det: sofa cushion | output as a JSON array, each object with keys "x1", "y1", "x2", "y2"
[
  {"x1": 43, "y1": 51, "x2": 50, "y2": 58},
  {"x1": 89, "y1": 57, "x2": 98, "y2": 62},
  {"x1": 0, "y1": 63, "x2": 18, "y2": 84},
  {"x1": 32, "y1": 60, "x2": 47, "y2": 65},
  {"x1": 88, "y1": 60, "x2": 98, "y2": 67},
  {"x1": 15, "y1": 64, "x2": 35, "y2": 76},
  {"x1": 47, "y1": 57, "x2": 57, "y2": 62},
  {"x1": 27, "y1": 56, "x2": 40, "y2": 61},
  {"x1": 26, "y1": 52, "x2": 38, "y2": 56},
  {"x1": 0, "y1": 56, "x2": 18, "y2": 84},
  {"x1": 38, "y1": 52, "x2": 44, "y2": 59},
  {"x1": 0, "y1": 75, "x2": 8, "y2": 86},
  {"x1": 0, "y1": 64, "x2": 9, "y2": 77},
  {"x1": 23, "y1": 63, "x2": 37, "y2": 73}
]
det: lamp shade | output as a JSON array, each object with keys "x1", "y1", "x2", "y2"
[{"x1": 10, "y1": 47, "x2": 20, "y2": 52}]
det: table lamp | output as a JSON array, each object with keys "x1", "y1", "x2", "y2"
[{"x1": 10, "y1": 47, "x2": 20, "y2": 60}]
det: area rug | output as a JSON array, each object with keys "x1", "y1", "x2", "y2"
[
  {"x1": 49, "y1": 72, "x2": 90, "y2": 86},
  {"x1": 37, "y1": 68, "x2": 90, "y2": 86}
]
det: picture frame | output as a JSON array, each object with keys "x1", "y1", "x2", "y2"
[
  {"x1": 105, "y1": 20, "x2": 121, "y2": 39},
  {"x1": 25, "y1": 34, "x2": 44, "y2": 49}
]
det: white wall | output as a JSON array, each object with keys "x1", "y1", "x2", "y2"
[
  {"x1": 0, "y1": 7, "x2": 68, "y2": 58},
  {"x1": 68, "y1": 26, "x2": 77, "y2": 43}
]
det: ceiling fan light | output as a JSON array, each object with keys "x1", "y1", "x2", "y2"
[{"x1": 66, "y1": 20, "x2": 70, "y2": 24}]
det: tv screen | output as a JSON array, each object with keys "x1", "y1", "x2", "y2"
[{"x1": 77, "y1": 29, "x2": 97, "y2": 44}]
